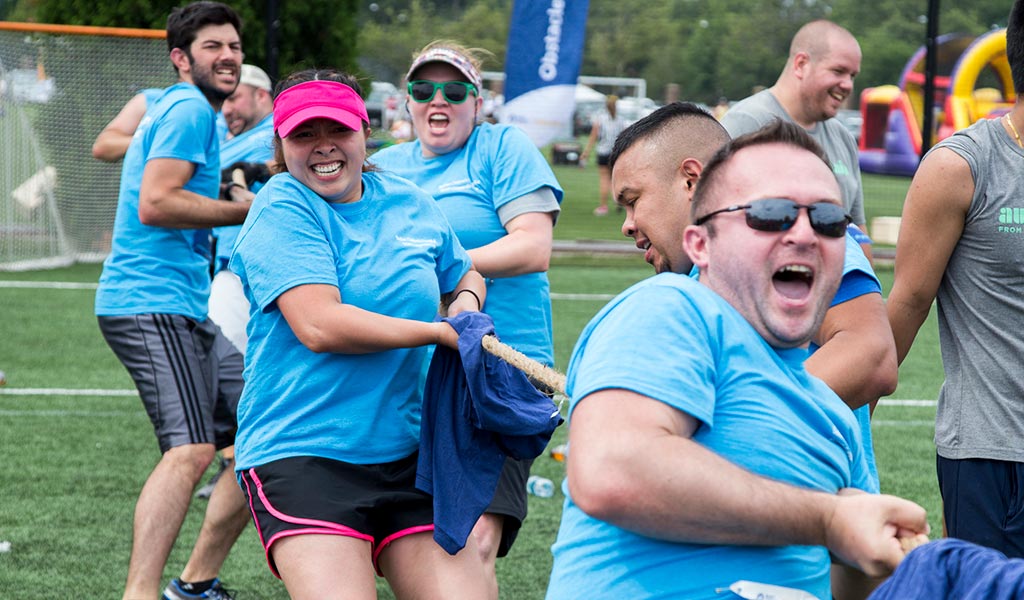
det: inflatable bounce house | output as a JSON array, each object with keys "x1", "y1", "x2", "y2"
[{"x1": 859, "y1": 29, "x2": 1013, "y2": 176}]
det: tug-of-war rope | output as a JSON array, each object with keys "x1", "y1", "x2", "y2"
[{"x1": 481, "y1": 335, "x2": 567, "y2": 406}]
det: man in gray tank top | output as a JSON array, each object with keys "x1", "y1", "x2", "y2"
[
  {"x1": 888, "y1": 0, "x2": 1024, "y2": 558},
  {"x1": 720, "y1": 20, "x2": 870, "y2": 258}
]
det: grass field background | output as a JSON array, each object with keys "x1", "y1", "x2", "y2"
[{"x1": 0, "y1": 164, "x2": 940, "y2": 598}]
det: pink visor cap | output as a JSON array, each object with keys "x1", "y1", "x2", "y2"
[{"x1": 273, "y1": 80, "x2": 370, "y2": 137}]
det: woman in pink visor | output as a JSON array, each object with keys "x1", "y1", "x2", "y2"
[{"x1": 228, "y1": 68, "x2": 489, "y2": 599}]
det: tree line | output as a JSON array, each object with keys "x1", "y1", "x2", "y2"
[{"x1": 2, "y1": 0, "x2": 1015, "y2": 105}]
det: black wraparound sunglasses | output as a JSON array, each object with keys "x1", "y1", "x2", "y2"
[
  {"x1": 694, "y1": 198, "x2": 851, "y2": 238},
  {"x1": 407, "y1": 80, "x2": 478, "y2": 104}
]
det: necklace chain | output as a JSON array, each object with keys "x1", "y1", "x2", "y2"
[{"x1": 1006, "y1": 114, "x2": 1023, "y2": 149}]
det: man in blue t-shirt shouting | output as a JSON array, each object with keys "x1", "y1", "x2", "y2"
[{"x1": 546, "y1": 121, "x2": 929, "y2": 600}]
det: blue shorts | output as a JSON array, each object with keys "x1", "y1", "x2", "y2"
[
  {"x1": 238, "y1": 453, "x2": 434, "y2": 577},
  {"x1": 937, "y1": 454, "x2": 1024, "y2": 558}
]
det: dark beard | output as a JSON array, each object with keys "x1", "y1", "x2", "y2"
[
  {"x1": 185, "y1": 50, "x2": 235, "y2": 106},
  {"x1": 196, "y1": 76, "x2": 233, "y2": 105}
]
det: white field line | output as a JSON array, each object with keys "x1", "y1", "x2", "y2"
[
  {"x1": 873, "y1": 420, "x2": 935, "y2": 427},
  {"x1": 0, "y1": 409, "x2": 143, "y2": 417},
  {"x1": 0, "y1": 386, "x2": 935, "y2": 405},
  {"x1": 0, "y1": 386, "x2": 936, "y2": 424},
  {"x1": 0, "y1": 282, "x2": 614, "y2": 299},
  {"x1": 0, "y1": 387, "x2": 137, "y2": 397},
  {"x1": 0, "y1": 280, "x2": 936, "y2": 415},
  {"x1": 0, "y1": 280, "x2": 98, "y2": 289},
  {"x1": 0, "y1": 387, "x2": 141, "y2": 417},
  {"x1": 878, "y1": 399, "x2": 937, "y2": 407},
  {"x1": 551, "y1": 292, "x2": 616, "y2": 301},
  {"x1": 0, "y1": 282, "x2": 927, "y2": 314}
]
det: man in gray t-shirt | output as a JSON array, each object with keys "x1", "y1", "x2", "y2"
[
  {"x1": 720, "y1": 20, "x2": 867, "y2": 241},
  {"x1": 888, "y1": 0, "x2": 1024, "y2": 559}
]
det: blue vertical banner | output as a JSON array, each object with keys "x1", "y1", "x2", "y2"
[{"x1": 502, "y1": 0, "x2": 589, "y2": 147}]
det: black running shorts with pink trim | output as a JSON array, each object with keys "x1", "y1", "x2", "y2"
[{"x1": 238, "y1": 453, "x2": 434, "y2": 577}]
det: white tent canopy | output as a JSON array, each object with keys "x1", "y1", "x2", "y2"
[{"x1": 575, "y1": 84, "x2": 606, "y2": 103}]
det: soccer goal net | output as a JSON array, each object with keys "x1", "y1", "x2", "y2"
[{"x1": 0, "y1": 22, "x2": 169, "y2": 270}]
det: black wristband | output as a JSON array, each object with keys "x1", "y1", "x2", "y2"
[
  {"x1": 454, "y1": 288, "x2": 482, "y2": 310},
  {"x1": 225, "y1": 182, "x2": 245, "y2": 201}
]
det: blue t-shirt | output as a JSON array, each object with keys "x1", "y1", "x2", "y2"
[
  {"x1": 371, "y1": 122, "x2": 563, "y2": 365},
  {"x1": 546, "y1": 274, "x2": 872, "y2": 600},
  {"x1": 229, "y1": 171, "x2": 472, "y2": 469},
  {"x1": 215, "y1": 112, "x2": 228, "y2": 145},
  {"x1": 822, "y1": 232, "x2": 883, "y2": 489},
  {"x1": 95, "y1": 82, "x2": 220, "y2": 320},
  {"x1": 213, "y1": 113, "x2": 274, "y2": 271},
  {"x1": 140, "y1": 87, "x2": 164, "y2": 106},
  {"x1": 832, "y1": 230, "x2": 879, "y2": 305}
]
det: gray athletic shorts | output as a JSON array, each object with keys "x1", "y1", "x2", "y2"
[{"x1": 98, "y1": 314, "x2": 244, "y2": 453}]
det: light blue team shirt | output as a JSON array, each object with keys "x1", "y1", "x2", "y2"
[
  {"x1": 215, "y1": 112, "x2": 229, "y2": 146},
  {"x1": 140, "y1": 87, "x2": 164, "y2": 106},
  {"x1": 546, "y1": 274, "x2": 872, "y2": 600},
  {"x1": 229, "y1": 171, "x2": 472, "y2": 470},
  {"x1": 820, "y1": 231, "x2": 883, "y2": 490},
  {"x1": 95, "y1": 82, "x2": 220, "y2": 320},
  {"x1": 371, "y1": 122, "x2": 563, "y2": 364},
  {"x1": 213, "y1": 113, "x2": 274, "y2": 272}
]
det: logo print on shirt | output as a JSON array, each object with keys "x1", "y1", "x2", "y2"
[
  {"x1": 396, "y1": 235, "x2": 437, "y2": 248},
  {"x1": 438, "y1": 179, "x2": 483, "y2": 193},
  {"x1": 832, "y1": 160, "x2": 850, "y2": 176},
  {"x1": 998, "y1": 207, "x2": 1024, "y2": 233}
]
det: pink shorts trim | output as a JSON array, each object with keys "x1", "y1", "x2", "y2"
[
  {"x1": 243, "y1": 467, "x2": 376, "y2": 578},
  {"x1": 372, "y1": 524, "x2": 436, "y2": 574}
]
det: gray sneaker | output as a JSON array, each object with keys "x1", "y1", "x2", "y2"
[{"x1": 162, "y1": 577, "x2": 235, "y2": 600}]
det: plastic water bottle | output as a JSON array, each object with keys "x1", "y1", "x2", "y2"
[
  {"x1": 527, "y1": 475, "x2": 555, "y2": 498},
  {"x1": 549, "y1": 443, "x2": 568, "y2": 462}
]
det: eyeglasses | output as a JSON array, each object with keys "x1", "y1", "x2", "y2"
[
  {"x1": 694, "y1": 198, "x2": 851, "y2": 238},
  {"x1": 407, "y1": 80, "x2": 478, "y2": 104}
]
